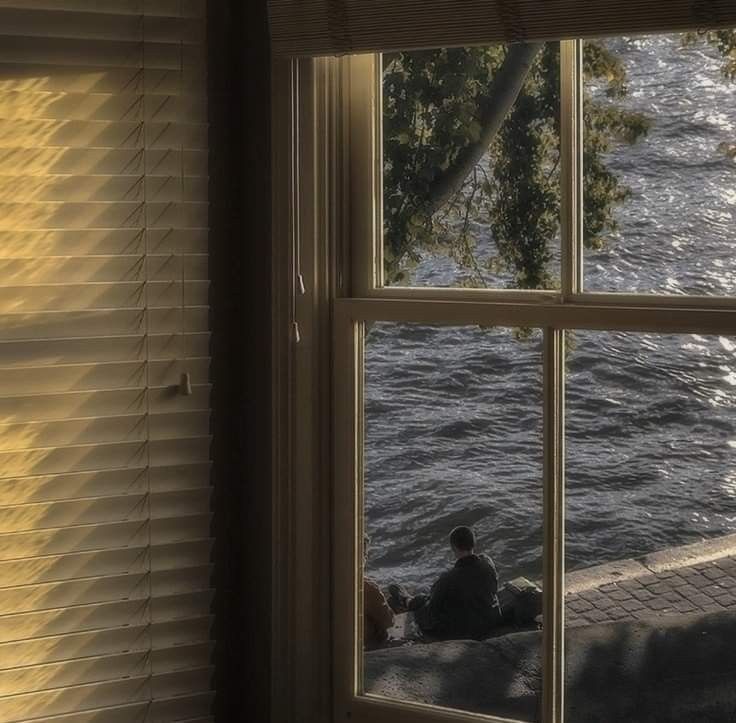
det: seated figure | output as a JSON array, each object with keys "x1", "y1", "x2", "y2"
[
  {"x1": 401, "y1": 525, "x2": 501, "y2": 640},
  {"x1": 363, "y1": 535, "x2": 394, "y2": 648},
  {"x1": 364, "y1": 577, "x2": 394, "y2": 647}
]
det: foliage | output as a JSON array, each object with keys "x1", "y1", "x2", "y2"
[
  {"x1": 382, "y1": 41, "x2": 651, "y2": 287},
  {"x1": 383, "y1": 46, "x2": 508, "y2": 283},
  {"x1": 687, "y1": 29, "x2": 736, "y2": 80},
  {"x1": 686, "y1": 29, "x2": 736, "y2": 160}
]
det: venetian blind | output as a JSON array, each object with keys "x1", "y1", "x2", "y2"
[
  {"x1": 0, "y1": 2, "x2": 213, "y2": 722},
  {"x1": 268, "y1": 0, "x2": 736, "y2": 56}
]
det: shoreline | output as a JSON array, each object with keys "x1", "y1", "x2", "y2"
[
  {"x1": 369, "y1": 533, "x2": 736, "y2": 720},
  {"x1": 565, "y1": 531, "x2": 736, "y2": 594}
]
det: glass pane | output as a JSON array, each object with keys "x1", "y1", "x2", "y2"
[
  {"x1": 362, "y1": 322, "x2": 543, "y2": 721},
  {"x1": 583, "y1": 31, "x2": 736, "y2": 295},
  {"x1": 565, "y1": 330, "x2": 736, "y2": 721},
  {"x1": 382, "y1": 43, "x2": 560, "y2": 290}
]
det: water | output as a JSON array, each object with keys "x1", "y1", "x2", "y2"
[
  {"x1": 586, "y1": 35, "x2": 736, "y2": 295},
  {"x1": 365, "y1": 35, "x2": 736, "y2": 590}
]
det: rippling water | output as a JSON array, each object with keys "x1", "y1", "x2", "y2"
[{"x1": 365, "y1": 35, "x2": 736, "y2": 589}]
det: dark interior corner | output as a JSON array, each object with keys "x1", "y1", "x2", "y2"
[{"x1": 209, "y1": 1, "x2": 272, "y2": 720}]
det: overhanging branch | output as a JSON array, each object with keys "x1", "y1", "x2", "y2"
[{"x1": 425, "y1": 42, "x2": 544, "y2": 214}]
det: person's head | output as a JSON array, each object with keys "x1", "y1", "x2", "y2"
[{"x1": 449, "y1": 525, "x2": 475, "y2": 559}]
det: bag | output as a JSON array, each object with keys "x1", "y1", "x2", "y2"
[{"x1": 497, "y1": 577, "x2": 543, "y2": 626}]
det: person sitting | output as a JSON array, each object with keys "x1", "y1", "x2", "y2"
[
  {"x1": 363, "y1": 535, "x2": 394, "y2": 648},
  {"x1": 406, "y1": 525, "x2": 501, "y2": 640},
  {"x1": 364, "y1": 577, "x2": 395, "y2": 648}
]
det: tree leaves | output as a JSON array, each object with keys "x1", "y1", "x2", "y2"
[{"x1": 382, "y1": 41, "x2": 649, "y2": 288}]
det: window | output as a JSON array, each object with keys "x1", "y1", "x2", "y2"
[
  {"x1": 330, "y1": 32, "x2": 736, "y2": 723},
  {"x1": 268, "y1": 4, "x2": 736, "y2": 721}
]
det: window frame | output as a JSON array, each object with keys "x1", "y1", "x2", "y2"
[{"x1": 272, "y1": 34, "x2": 736, "y2": 723}]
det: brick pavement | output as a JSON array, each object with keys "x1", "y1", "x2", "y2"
[{"x1": 566, "y1": 552, "x2": 736, "y2": 628}]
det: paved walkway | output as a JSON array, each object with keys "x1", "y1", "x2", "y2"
[{"x1": 565, "y1": 533, "x2": 736, "y2": 628}]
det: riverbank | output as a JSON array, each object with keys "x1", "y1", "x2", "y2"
[
  {"x1": 367, "y1": 533, "x2": 736, "y2": 720},
  {"x1": 566, "y1": 531, "x2": 736, "y2": 627},
  {"x1": 367, "y1": 610, "x2": 736, "y2": 722}
]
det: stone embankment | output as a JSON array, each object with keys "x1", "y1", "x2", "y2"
[
  {"x1": 566, "y1": 532, "x2": 736, "y2": 626},
  {"x1": 366, "y1": 534, "x2": 736, "y2": 722}
]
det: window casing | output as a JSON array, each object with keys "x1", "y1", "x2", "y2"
[{"x1": 272, "y1": 35, "x2": 736, "y2": 723}]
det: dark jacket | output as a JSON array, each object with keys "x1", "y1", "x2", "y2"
[{"x1": 415, "y1": 553, "x2": 500, "y2": 640}]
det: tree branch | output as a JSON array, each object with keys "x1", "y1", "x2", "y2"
[{"x1": 425, "y1": 42, "x2": 544, "y2": 215}]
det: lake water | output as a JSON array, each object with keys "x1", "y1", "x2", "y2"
[{"x1": 365, "y1": 35, "x2": 736, "y2": 589}]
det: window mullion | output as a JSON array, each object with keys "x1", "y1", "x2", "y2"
[
  {"x1": 543, "y1": 328, "x2": 566, "y2": 723},
  {"x1": 560, "y1": 39, "x2": 584, "y2": 298},
  {"x1": 348, "y1": 53, "x2": 382, "y2": 295}
]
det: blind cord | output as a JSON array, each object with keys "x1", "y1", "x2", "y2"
[
  {"x1": 140, "y1": 4, "x2": 155, "y2": 700},
  {"x1": 179, "y1": 0, "x2": 192, "y2": 396}
]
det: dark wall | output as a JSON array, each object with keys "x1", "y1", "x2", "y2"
[{"x1": 209, "y1": 1, "x2": 272, "y2": 721}]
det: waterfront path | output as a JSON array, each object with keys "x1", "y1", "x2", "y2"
[
  {"x1": 371, "y1": 535, "x2": 736, "y2": 720},
  {"x1": 565, "y1": 532, "x2": 736, "y2": 628}
]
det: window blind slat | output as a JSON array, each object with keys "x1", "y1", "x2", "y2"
[
  {"x1": 0, "y1": 643, "x2": 213, "y2": 698},
  {"x1": 0, "y1": 281, "x2": 210, "y2": 313},
  {"x1": 268, "y1": 0, "x2": 736, "y2": 56},
  {"x1": 0, "y1": 489, "x2": 211, "y2": 535},
  {"x1": 0, "y1": 176, "x2": 208, "y2": 203},
  {"x1": 0, "y1": 1, "x2": 206, "y2": 19},
  {"x1": 0, "y1": 441, "x2": 151, "y2": 479},
  {"x1": 0, "y1": 667, "x2": 213, "y2": 723},
  {"x1": 0, "y1": 616, "x2": 212, "y2": 670},
  {"x1": 0, "y1": 572, "x2": 155, "y2": 616},
  {"x1": 0, "y1": 593, "x2": 212, "y2": 647},
  {"x1": 0, "y1": 564, "x2": 211, "y2": 616},
  {"x1": 0, "y1": 358, "x2": 210, "y2": 395},
  {"x1": 0, "y1": 436, "x2": 211, "y2": 478},
  {"x1": 0, "y1": 540, "x2": 212, "y2": 589},
  {"x1": 0, "y1": 387, "x2": 210, "y2": 425},
  {"x1": 0, "y1": 515, "x2": 212, "y2": 562},
  {"x1": 0, "y1": 121, "x2": 208, "y2": 150},
  {"x1": 0, "y1": 93, "x2": 207, "y2": 123},
  {"x1": 0, "y1": 151, "x2": 208, "y2": 179},
  {"x1": 0, "y1": 599, "x2": 151, "y2": 645},
  {"x1": 25, "y1": 693, "x2": 213, "y2": 723},
  {"x1": 0, "y1": 412, "x2": 210, "y2": 451},
  {"x1": 0, "y1": 228, "x2": 208, "y2": 256},
  {"x1": 0, "y1": 546, "x2": 151, "y2": 589},
  {"x1": 22, "y1": 693, "x2": 213, "y2": 723},
  {"x1": 0, "y1": 309, "x2": 209, "y2": 342},
  {"x1": 0, "y1": 9, "x2": 205, "y2": 45},
  {"x1": 0, "y1": 332, "x2": 211, "y2": 368},
  {"x1": 0, "y1": 203, "x2": 208, "y2": 230},
  {"x1": 0, "y1": 256, "x2": 208, "y2": 284},
  {"x1": 0, "y1": 36, "x2": 198, "y2": 70},
  {"x1": 0, "y1": 463, "x2": 211, "y2": 507},
  {"x1": 0, "y1": 65, "x2": 206, "y2": 95}
]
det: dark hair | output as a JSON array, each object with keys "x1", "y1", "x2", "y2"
[{"x1": 449, "y1": 526, "x2": 475, "y2": 552}]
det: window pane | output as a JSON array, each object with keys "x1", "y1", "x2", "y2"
[
  {"x1": 565, "y1": 330, "x2": 736, "y2": 721},
  {"x1": 583, "y1": 31, "x2": 736, "y2": 295},
  {"x1": 382, "y1": 43, "x2": 560, "y2": 290},
  {"x1": 362, "y1": 323, "x2": 543, "y2": 721}
]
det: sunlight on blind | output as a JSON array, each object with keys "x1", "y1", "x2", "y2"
[{"x1": 0, "y1": 2, "x2": 213, "y2": 721}]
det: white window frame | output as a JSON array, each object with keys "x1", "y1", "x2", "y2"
[{"x1": 272, "y1": 35, "x2": 736, "y2": 723}]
